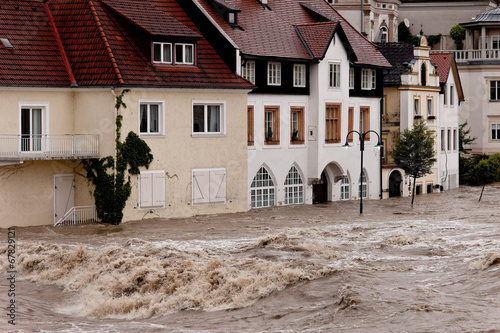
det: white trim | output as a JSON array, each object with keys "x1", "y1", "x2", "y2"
[
  {"x1": 191, "y1": 100, "x2": 226, "y2": 137},
  {"x1": 138, "y1": 99, "x2": 165, "y2": 137}
]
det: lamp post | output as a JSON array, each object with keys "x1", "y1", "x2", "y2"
[{"x1": 343, "y1": 130, "x2": 383, "y2": 214}]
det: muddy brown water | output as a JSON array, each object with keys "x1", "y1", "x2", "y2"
[{"x1": 1, "y1": 185, "x2": 500, "y2": 332}]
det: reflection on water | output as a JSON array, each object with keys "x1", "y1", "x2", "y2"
[{"x1": 1, "y1": 185, "x2": 500, "y2": 332}]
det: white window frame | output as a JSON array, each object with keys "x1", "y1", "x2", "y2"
[
  {"x1": 414, "y1": 98, "x2": 420, "y2": 116},
  {"x1": 19, "y1": 102, "x2": 49, "y2": 153},
  {"x1": 175, "y1": 43, "x2": 194, "y2": 65},
  {"x1": 139, "y1": 100, "x2": 164, "y2": 137},
  {"x1": 284, "y1": 166, "x2": 304, "y2": 205},
  {"x1": 491, "y1": 123, "x2": 500, "y2": 140},
  {"x1": 192, "y1": 168, "x2": 226, "y2": 205},
  {"x1": 153, "y1": 42, "x2": 172, "y2": 64},
  {"x1": 251, "y1": 166, "x2": 275, "y2": 208},
  {"x1": 139, "y1": 170, "x2": 165, "y2": 209},
  {"x1": 340, "y1": 176, "x2": 350, "y2": 200},
  {"x1": 450, "y1": 86, "x2": 454, "y2": 106},
  {"x1": 492, "y1": 35, "x2": 500, "y2": 50},
  {"x1": 329, "y1": 62, "x2": 341, "y2": 88},
  {"x1": 371, "y1": 70, "x2": 376, "y2": 89},
  {"x1": 491, "y1": 80, "x2": 500, "y2": 101},
  {"x1": 441, "y1": 128, "x2": 446, "y2": 151},
  {"x1": 361, "y1": 69, "x2": 370, "y2": 89},
  {"x1": 380, "y1": 27, "x2": 388, "y2": 43},
  {"x1": 293, "y1": 64, "x2": 306, "y2": 88},
  {"x1": 427, "y1": 98, "x2": 433, "y2": 117},
  {"x1": 349, "y1": 67, "x2": 354, "y2": 89},
  {"x1": 192, "y1": 101, "x2": 226, "y2": 136},
  {"x1": 242, "y1": 60, "x2": 255, "y2": 84},
  {"x1": 267, "y1": 62, "x2": 281, "y2": 86}
]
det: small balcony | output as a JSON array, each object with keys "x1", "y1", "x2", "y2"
[
  {"x1": 433, "y1": 49, "x2": 500, "y2": 64},
  {"x1": 0, "y1": 134, "x2": 99, "y2": 160}
]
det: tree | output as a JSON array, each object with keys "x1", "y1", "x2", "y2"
[
  {"x1": 450, "y1": 24, "x2": 466, "y2": 50},
  {"x1": 458, "y1": 121, "x2": 476, "y2": 154},
  {"x1": 392, "y1": 120, "x2": 436, "y2": 207}
]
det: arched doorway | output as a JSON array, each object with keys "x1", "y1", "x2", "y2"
[
  {"x1": 389, "y1": 170, "x2": 403, "y2": 197},
  {"x1": 312, "y1": 171, "x2": 328, "y2": 204}
]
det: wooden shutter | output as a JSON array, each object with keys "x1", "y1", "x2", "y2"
[
  {"x1": 193, "y1": 170, "x2": 210, "y2": 204},
  {"x1": 140, "y1": 172, "x2": 153, "y2": 207},
  {"x1": 210, "y1": 169, "x2": 226, "y2": 203},
  {"x1": 153, "y1": 172, "x2": 165, "y2": 207}
]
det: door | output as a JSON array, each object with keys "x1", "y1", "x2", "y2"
[
  {"x1": 54, "y1": 175, "x2": 74, "y2": 224},
  {"x1": 21, "y1": 107, "x2": 43, "y2": 151},
  {"x1": 312, "y1": 171, "x2": 328, "y2": 204},
  {"x1": 389, "y1": 171, "x2": 402, "y2": 197}
]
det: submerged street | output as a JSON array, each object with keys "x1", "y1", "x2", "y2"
[{"x1": 1, "y1": 184, "x2": 500, "y2": 332}]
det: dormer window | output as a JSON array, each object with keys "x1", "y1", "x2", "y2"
[
  {"x1": 228, "y1": 12, "x2": 236, "y2": 24},
  {"x1": 153, "y1": 42, "x2": 195, "y2": 66}
]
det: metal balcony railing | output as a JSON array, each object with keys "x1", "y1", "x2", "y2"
[
  {"x1": 54, "y1": 206, "x2": 99, "y2": 226},
  {"x1": 0, "y1": 134, "x2": 99, "y2": 160}
]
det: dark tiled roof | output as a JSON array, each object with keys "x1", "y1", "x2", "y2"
[
  {"x1": 0, "y1": 0, "x2": 252, "y2": 89},
  {"x1": 0, "y1": 0, "x2": 71, "y2": 86},
  {"x1": 430, "y1": 52, "x2": 452, "y2": 84},
  {"x1": 376, "y1": 42, "x2": 415, "y2": 85},
  {"x1": 295, "y1": 22, "x2": 338, "y2": 59},
  {"x1": 195, "y1": 0, "x2": 391, "y2": 68}
]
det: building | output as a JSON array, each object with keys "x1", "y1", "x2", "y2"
[
  {"x1": 378, "y1": 35, "x2": 463, "y2": 198},
  {"x1": 183, "y1": 0, "x2": 391, "y2": 208},
  {"x1": 0, "y1": 0, "x2": 253, "y2": 227}
]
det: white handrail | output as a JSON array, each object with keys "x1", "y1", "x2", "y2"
[
  {"x1": 55, "y1": 205, "x2": 99, "y2": 226},
  {"x1": 433, "y1": 49, "x2": 500, "y2": 63},
  {"x1": 0, "y1": 134, "x2": 99, "y2": 159}
]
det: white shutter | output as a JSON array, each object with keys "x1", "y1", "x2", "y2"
[
  {"x1": 193, "y1": 170, "x2": 210, "y2": 204},
  {"x1": 140, "y1": 172, "x2": 153, "y2": 208},
  {"x1": 210, "y1": 169, "x2": 226, "y2": 203},
  {"x1": 153, "y1": 172, "x2": 165, "y2": 207}
]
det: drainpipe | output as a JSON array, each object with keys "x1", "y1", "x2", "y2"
[
  {"x1": 110, "y1": 87, "x2": 117, "y2": 176},
  {"x1": 379, "y1": 96, "x2": 383, "y2": 199},
  {"x1": 360, "y1": 0, "x2": 364, "y2": 35}
]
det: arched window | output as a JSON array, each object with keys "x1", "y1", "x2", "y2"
[
  {"x1": 340, "y1": 176, "x2": 350, "y2": 200},
  {"x1": 358, "y1": 171, "x2": 368, "y2": 199},
  {"x1": 284, "y1": 166, "x2": 304, "y2": 205},
  {"x1": 421, "y1": 63, "x2": 427, "y2": 86},
  {"x1": 380, "y1": 27, "x2": 388, "y2": 43},
  {"x1": 251, "y1": 167, "x2": 275, "y2": 208}
]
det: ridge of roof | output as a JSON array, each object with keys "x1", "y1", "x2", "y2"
[
  {"x1": 295, "y1": 21, "x2": 339, "y2": 59},
  {"x1": 88, "y1": 0, "x2": 124, "y2": 85},
  {"x1": 430, "y1": 52, "x2": 453, "y2": 84}
]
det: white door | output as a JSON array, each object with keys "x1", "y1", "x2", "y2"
[{"x1": 54, "y1": 175, "x2": 74, "y2": 224}]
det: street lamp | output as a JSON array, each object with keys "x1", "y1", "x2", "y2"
[{"x1": 343, "y1": 130, "x2": 383, "y2": 214}]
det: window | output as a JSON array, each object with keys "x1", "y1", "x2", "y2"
[
  {"x1": 248, "y1": 106, "x2": 254, "y2": 146},
  {"x1": 414, "y1": 98, "x2": 420, "y2": 116},
  {"x1": 265, "y1": 106, "x2": 280, "y2": 144},
  {"x1": 340, "y1": 176, "x2": 350, "y2": 200},
  {"x1": 329, "y1": 63, "x2": 340, "y2": 88},
  {"x1": 242, "y1": 61, "x2": 255, "y2": 84},
  {"x1": 139, "y1": 101, "x2": 163, "y2": 136},
  {"x1": 139, "y1": 171, "x2": 165, "y2": 209},
  {"x1": 441, "y1": 128, "x2": 446, "y2": 151},
  {"x1": 21, "y1": 106, "x2": 44, "y2": 152},
  {"x1": 348, "y1": 107, "x2": 354, "y2": 142},
  {"x1": 293, "y1": 64, "x2": 306, "y2": 87},
  {"x1": 349, "y1": 67, "x2": 354, "y2": 89},
  {"x1": 290, "y1": 107, "x2": 304, "y2": 144},
  {"x1": 421, "y1": 63, "x2": 427, "y2": 86},
  {"x1": 380, "y1": 27, "x2": 388, "y2": 43},
  {"x1": 492, "y1": 36, "x2": 500, "y2": 49},
  {"x1": 193, "y1": 102, "x2": 224, "y2": 135},
  {"x1": 427, "y1": 98, "x2": 433, "y2": 117},
  {"x1": 228, "y1": 12, "x2": 236, "y2": 24},
  {"x1": 361, "y1": 69, "x2": 370, "y2": 89},
  {"x1": 360, "y1": 107, "x2": 370, "y2": 140},
  {"x1": 453, "y1": 129, "x2": 457, "y2": 150},
  {"x1": 251, "y1": 167, "x2": 275, "y2": 208},
  {"x1": 325, "y1": 103, "x2": 341, "y2": 143},
  {"x1": 450, "y1": 86, "x2": 454, "y2": 106},
  {"x1": 491, "y1": 124, "x2": 500, "y2": 140},
  {"x1": 371, "y1": 70, "x2": 376, "y2": 89},
  {"x1": 443, "y1": 84, "x2": 447, "y2": 105},
  {"x1": 491, "y1": 81, "x2": 500, "y2": 101},
  {"x1": 175, "y1": 43, "x2": 194, "y2": 64},
  {"x1": 268, "y1": 62, "x2": 281, "y2": 86},
  {"x1": 447, "y1": 129, "x2": 451, "y2": 151},
  {"x1": 153, "y1": 42, "x2": 172, "y2": 64},
  {"x1": 192, "y1": 168, "x2": 226, "y2": 205},
  {"x1": 358, "y1": 171, "x2": 367, "y2": 199},
  {"x1": 284, "y1": 166, "x2": 304, "y2": 205}
]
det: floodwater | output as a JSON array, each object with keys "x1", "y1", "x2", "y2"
[{"x1": 1, "y1": 185, "x2": 500, "y2": 333}]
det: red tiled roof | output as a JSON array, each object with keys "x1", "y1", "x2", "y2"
[
  {"x1": 0, "y1": 0, "x2": 71, "y2": 86},
  {"x1": 430, "y1": 52, "x2": 453, "y2": 84},
  {"x1": 0, "y1": 0, "x2": 252, "y2": 89},
  {"x1": 296, "y1": 22, "x2": 338, "y2": 59},
  {"x1": 195, "y1": 0, "x2": 390, "y2": 68}
]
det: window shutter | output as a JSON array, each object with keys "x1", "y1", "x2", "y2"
[
  {"x1": 210, "y1": 169, "x2": 226, "y2": 203},
  {"x1": 153, "y1": 172, "x2": 165, "y2": 207},
  {"x1": 140, "y1": 173, "x2": 153, "y2": 207},
  {"x1": 193, "y1": 170, "x2": 210, "y2": 204}
]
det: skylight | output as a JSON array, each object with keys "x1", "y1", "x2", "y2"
[{"x1": 1, "y1": 38, "x2": 13, "y2": 48}]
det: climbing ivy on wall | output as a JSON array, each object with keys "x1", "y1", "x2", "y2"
[{"x1": 83, "y1": 89, "x2": 153, "y2": 225}]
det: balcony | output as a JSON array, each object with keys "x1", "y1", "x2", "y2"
[
  {"x1": 433, "y1": 49, "x2": 500, "y2": 64},
  {"x1": 0, "y1": 134, "x2": 99, "y2": 160}
]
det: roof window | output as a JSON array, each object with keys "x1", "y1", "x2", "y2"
[{"x1": 1, "y1": 38, "x2": 13, "y2": 49}]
